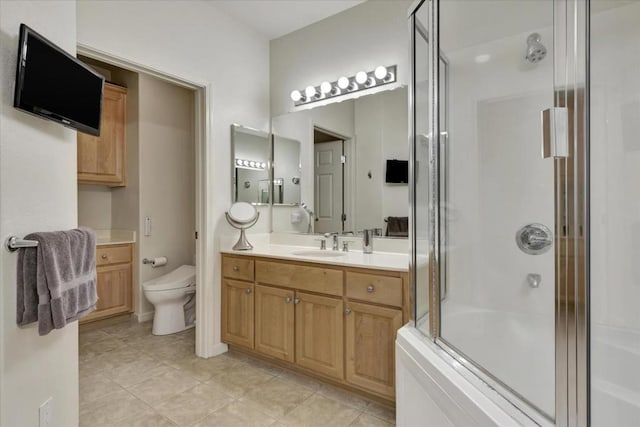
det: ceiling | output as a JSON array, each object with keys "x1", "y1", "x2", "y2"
[{"x1": 208, "y1": 0, "x2": 366, "y2": 40}]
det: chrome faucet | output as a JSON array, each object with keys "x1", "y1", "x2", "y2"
[{"x1": 324, "y1": 232, "x2": 339, "y2": 251}]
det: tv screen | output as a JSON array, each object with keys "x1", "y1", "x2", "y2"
[
  {"x1": 13, "y1": 24, "x2": 104, "y2": 136},
  {"x1": 385, "y1": 159, "x2": 408, "y2": 184}
]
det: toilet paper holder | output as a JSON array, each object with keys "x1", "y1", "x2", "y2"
[{"x1": 142, "y1": 257, "x2": 168, "y2": 267}]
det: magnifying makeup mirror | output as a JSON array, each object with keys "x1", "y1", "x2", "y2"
[{"x1": 225, "y1": 202, "x2": 259, "y2": 250}]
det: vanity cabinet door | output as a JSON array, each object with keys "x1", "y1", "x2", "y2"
[
  {"x1": 295, "y1": 292, "x2": 344, "y2": 380},
  {"x1": 345, "y1": 301, "x2": 402, "y2": 399},
  {"x1": 222, "y1": 279, "x2": 254, "y2": 349},
  {"x1": 77, "y1": 83, "x2": 127, "y2": 186},
  {"x1": 255, "y1": 285, "x2": 295, "y2": 362}
]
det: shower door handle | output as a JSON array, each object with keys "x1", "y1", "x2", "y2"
[{"x1": 541, "y1": 107, "x2": 568, "y2": 159}]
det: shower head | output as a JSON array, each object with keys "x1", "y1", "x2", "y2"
[{"x1": 525, "y1": 33, "x2": 547, "y2": 63}]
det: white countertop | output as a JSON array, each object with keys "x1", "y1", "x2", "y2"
[
  {"x1": 93, "y1": 229, "x2": 136, "y2": 246},
  {"x1": 221, "y1": 244, "x2": 409, "y2": 272}
]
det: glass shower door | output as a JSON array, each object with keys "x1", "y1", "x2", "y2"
[{"x1": 429, "y1": 0, "x2": 560, "y2": 420}]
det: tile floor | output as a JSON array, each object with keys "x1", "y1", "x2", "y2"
[{"x1": 79, "y1": 316, "x2": 396, "y2": 426}]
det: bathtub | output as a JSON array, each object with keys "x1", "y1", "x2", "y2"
[{"x1": 396, "y1": 305, "x2": 640, "y2": 426}]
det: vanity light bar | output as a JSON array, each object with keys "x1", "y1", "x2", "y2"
[
  {"x1": 235, "y1": 158, "x2": 267, "y2": 170},
  {"x1": 290, "y1": 65, "x2": 397, "y2": 106}
]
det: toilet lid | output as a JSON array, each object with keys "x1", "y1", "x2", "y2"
[{"x1": 143, "y1": 265, "x2": 196, "y2": 291}]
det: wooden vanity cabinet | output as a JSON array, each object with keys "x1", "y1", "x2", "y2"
[
  {"x1": 221, "y1": 279, "x2": 254, "y2": 348},
  {"x1": 254, "y1": 284, "x2": 294, "y2": 362},
  {"x1": 77, "y1": 83, "x2": 127, "y2": 187},
  {"x1": 221, "y1": 253, "x2": 408, "y2": 403},
  {"x1": 81, "y1": 243, "x2": 134, "y2": 323},
  {"x1": 295, "y1": 292, "x2": 344, "y2": 380}
]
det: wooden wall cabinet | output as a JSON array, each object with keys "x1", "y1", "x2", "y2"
[
  {"x1": 77, "y1": 83, "x2": 127, "y2": 186},
  {"x1": 221, "y1": 254, "x2": 408, "y2": 403},
  {"x1": 82, "y1": 243, "x2": 134, "y2": 323}
]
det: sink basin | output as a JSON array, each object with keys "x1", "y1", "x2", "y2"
[{"x1": 291, "y1": 250, "x2": 347, "y2": 258}]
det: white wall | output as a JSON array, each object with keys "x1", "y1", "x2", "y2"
[
  {"x1": 77, "y1": 0, "x2": 270, "y2": 356},
  {"x1": 137, "y1": 74, "x2": 195, "y2": 315},
  {"x1": 270, "y1": 0, "x2": 411, "y2": 117},
  {"x1": 0, "y1": 2, "x2": 79, "y2": 426},
  {"x1": 78, "y1": 184, "x2": 112, "y2": 229}
]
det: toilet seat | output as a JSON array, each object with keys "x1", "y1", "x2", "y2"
[{"x1": 143, "y1": 265, "x2": 195, "y2": 292}]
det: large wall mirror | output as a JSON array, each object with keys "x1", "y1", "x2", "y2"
[
  {"x1": 271, "y1": 87, "x2": 409, "y2": 238},
  {"x1": 231, "y1": 124, "x2": 271, "y2": 205}
]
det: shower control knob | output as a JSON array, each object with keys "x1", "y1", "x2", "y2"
[
  {"x1": 366, "y1": 285, "x2": 375, "y2": 293},
  {"x1": 516, "y1": 223, "x2": 553, "y2": 255}
]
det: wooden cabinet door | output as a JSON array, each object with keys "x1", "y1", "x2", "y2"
[
  {"x1": 222, "y1": 279, "x2": 254, "y2": 349},
  {"x1": 345, "y1": 301, "x2": 402, "y2": 399},
  {"x1": 78, "y1": 83, "x2": 127, "y2": 186},
  {"x1": 92, "y1": 263, "x2": 132, "y2": 318},
  {"x1": 295, "y1": 292, "x2": 344, "y2": 379},
  {"x1": 255, "y1": 285, "x2": 294, "y2": 362}
]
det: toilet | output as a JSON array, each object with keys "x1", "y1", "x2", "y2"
[{"x1": 143, "y1": 265, "x2": 196, "y2": 335}]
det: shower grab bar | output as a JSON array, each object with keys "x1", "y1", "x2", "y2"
[{"x1": 5, "y1": 235, "x2": 38, "y2": 252}]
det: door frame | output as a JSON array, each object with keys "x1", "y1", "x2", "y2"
[{"x1": 76, "y1": 43, "x2": 214, "y2": 359}]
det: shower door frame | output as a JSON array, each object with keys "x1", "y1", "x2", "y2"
[{"x1": 408, "y1": 0, "x2": 590, "y2": 425}]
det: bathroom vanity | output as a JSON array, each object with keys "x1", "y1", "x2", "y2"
[
  {"x1": 221, "y1": 250, "x2": 409, "y2": 403},
  {"x1": 81, "y1": 230, "x2": 136, "y2": 323}
]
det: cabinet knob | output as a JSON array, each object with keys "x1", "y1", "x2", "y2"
[
  {"x1": 101, "y1": 254, "x2": 108, "y2": 260},
  {"x1": 294, "y1": 298, "x2": 300, "y2": 305},
  {"x1": 366, "y1": 284, "x2": 375, "y2": 293},
  {"x1": 345, "y1": 308, "x2": 352, "y2": 315},
  {"x1": 245, "y1": 288, "x2": 252, "y2": 294},
  {"x1": 285, "y1": 296, "x2": 292, "y2": 303},
  {"x1": 232, "y1": 265, "x2": 240, "y2": 271}
]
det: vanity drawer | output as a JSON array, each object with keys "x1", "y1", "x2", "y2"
[
  {"x1": 346, "y1": 271, "x2": 402, "y2": 307},
  {"x1": 223, "y1": 256, "x2": 255, "y2": 281},
  {"x1": 96, "y1": 245, "x2": 132, "y2": 266},
  {"x1": 255, "y1": 260, "x2": 343, "y2": 296}
]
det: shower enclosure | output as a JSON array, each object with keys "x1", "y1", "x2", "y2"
[{"x1": 405, "y1": 0, "x2": 640, "y2": 426}]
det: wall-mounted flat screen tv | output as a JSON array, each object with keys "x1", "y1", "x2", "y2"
[
  {"x1": 385, "y1": 159, "x2": 409, "y2": 184},
  {"x1": 13, "y1": 24, "x2": 104, "y2": 136}
]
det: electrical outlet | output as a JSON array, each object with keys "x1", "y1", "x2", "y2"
[{"x1": 39, "y1": 397, "x2": 53, "y2": 427}]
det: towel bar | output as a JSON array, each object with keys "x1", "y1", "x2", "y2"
[{"x1": 5, "y1": 235, "x2": 38, "y2": 252}]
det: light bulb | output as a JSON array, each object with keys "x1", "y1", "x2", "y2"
[
  {"x1": 320, "y1": 81, "x2": 332, "y2": 95},
  {"x1": 337, "y1": 76, "x2": 349, "y2": 89},
  {"x1": 243, "y1": 160, "x2": 249, "y2": 166},
  {"x1": 236, "y1": 159, "x2": 242, "y2": 166},
  {"x1": 249, "y1": 161, "x2": 256, "y2": 167},
  {"x1": 261, "y1": 162, "x2": 266, "y2": 168},
  {"x1": 374, "y1": 65, "x2": 388, "y2": 80},
  {"x1": 290, "y1": 90, "x2": 302, "y2": 102},
  {"x1": 305, "y1": 85, "x2": 316, "y2": 98},
  {"x1": 355, "y1": 71, "x2": 368, "y2": 84}
]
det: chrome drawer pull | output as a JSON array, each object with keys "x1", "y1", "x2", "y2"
[
  {"x1": 345, "y1": 308, "x2": 352, "y2": 315},
  {"x1": 294, "y1": 298, "x2": 300, "y2": 305},
  {"x1": 232, "y1": 265, "x2": 240, "y2": 271},
  {"x1": 366, "y1": 285, "x2": 375, "y2": 293},
  {"x1": 101, "y1": 254, "x2": 108, "y2": 259},
  {"x1": 285, "y1": 296, "x2": 292, "y2": 303},
  {"x1": 245, "y1": 288, "x2": 252, "y2": 294}
]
